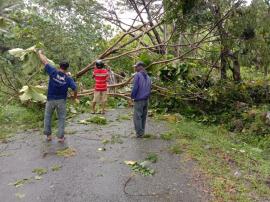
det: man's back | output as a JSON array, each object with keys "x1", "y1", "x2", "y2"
[
  {"x1": 131, "y1": 71, "x2": 151, "y2": 101},
  {"x1": 93, "y1": 68, "x2": 109, "y2": 91},
  {"x1": 45, "y1": 64, "x2": 77, "y2": 100}
]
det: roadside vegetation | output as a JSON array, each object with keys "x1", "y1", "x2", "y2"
[
  {"x1": 159, "y1": 117, "x2": 270, "y2": 201},
  {"x1": 0, "y1": 100, "x2": 44, "y2": 141}
]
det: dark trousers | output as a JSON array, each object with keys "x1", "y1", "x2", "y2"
[{"x1": 133, "y1": 100, "x2": 148, "y2": 137}]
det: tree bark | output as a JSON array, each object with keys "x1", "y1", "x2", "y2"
[
  {"x1": 232, "y1": 54, "x2": 241, "y2": 82},
  {"x1": 264, "y1": 65, "x2": 268, "y2": 77},
  {"x1": 220, "y1": 49, "x2": 227, "y2": 80}
]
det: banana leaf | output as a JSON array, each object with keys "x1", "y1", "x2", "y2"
[
  {"x1": 8, "y1": 46, "x2": 55, "y2": 75},
  {"x1": 19, "y1": 85, "x2": 47, "y2": 103}
]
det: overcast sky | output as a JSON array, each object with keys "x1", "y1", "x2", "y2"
[{"x1": 99, "y1": 0, "x2": 253, "y2": 28}]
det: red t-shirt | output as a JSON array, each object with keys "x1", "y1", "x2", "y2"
[{"x1": 93, "y1": 68, "x2": 109, "y2": 91}]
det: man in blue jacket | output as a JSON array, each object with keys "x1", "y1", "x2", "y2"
[
  {"x1": 38, "y1": 50, "x2": 78, "y2": 143},
  {"x1": 131, "y1": 61, "x2": 151, "y2": 138}
]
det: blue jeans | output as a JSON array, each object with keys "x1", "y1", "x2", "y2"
[
  {"x1": 44, "y1": 99, "x2": 66, "y2": 138},
  {"x1": 133, "y1": 100, "x2": 148, "y2": 137}
]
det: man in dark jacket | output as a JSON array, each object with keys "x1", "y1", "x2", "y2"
[{"x1": 131, "y1": 61, "x2": 151, "y2": 138}]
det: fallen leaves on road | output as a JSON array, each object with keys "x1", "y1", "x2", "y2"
[
  {"x1": 9, "y1": 165, "x2": 63, "y2": 189},
  {"x1": 102, "y1": 139, "x2": 110, "y2": 145},
  {"x1": 78, "y1": 116, "x2": 107, "y2": 125},
  {"x1": 56, "y1": 147, "x2": 77, "y2": 157},
  {"x1": 124, "y1": 160, "x2": 155, "y2": 176},
  {"x1": 32, "y1": 168, "x2": 48, "y2": 176},
  {"x1": 9, "y1": 178, "x2": 31, "y2": 187},
  {"x1": 124, "y1": 161, "x2": 136, "y2": 165},
  {"x1": 51, "y1": 165, "x2": 62, "y2": 172},
  {"x1": 34, "y1": 176, "x2": 43, "y2": 180}
]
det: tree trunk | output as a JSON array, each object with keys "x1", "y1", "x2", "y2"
[
  {"x1": 220, "y1": 49, "x2": 227, "y2": 80},
  {"x1": 213, "y1": 4, "x2": 229, "y2": 80},
  {"x1": 226, "y1": 51, "x2": 241, "y2": 82},
  {"x1": 264, "y1": 65, "x2": 268, "y2": 77},
  {"x1": 232, "y1": 56, "x2": 241, "y2": 82}
]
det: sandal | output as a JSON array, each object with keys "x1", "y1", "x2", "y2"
[
  {"x1": 58, "y1": 137, "x2": 65, "y2": 143},
  {"x1": 46, "y1": 135, "x2": 53, "y2": 142}
]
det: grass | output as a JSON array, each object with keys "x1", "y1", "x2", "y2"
[
  {"x1": 0, "y1": 103, "x2": 44, "y2": 141},
  {"x1": 160, "y1": 131, "x2": 175, "y2": 140},
  {"x1": 168, "y1": 119, "x2": 270, "y2": 202}
]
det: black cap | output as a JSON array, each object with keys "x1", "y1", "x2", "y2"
[
  {"x1": 134, "y1": 61, "x2": 146, "y2": 68},
  {"x1": 96, "y1": 60, "x2": 105, "y2": 68}
]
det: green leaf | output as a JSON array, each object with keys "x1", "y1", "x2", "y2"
[
  {"x1": 9, "y1": 178, "x2": 31, "y2": 187},
  {"x1": 19, "y1": 85, "x2": 47, "y2": 103},
  {"x1": 51, "y1": 165, "x2": 62, "y2": 172},
  {"x1": 125, "y1": 160, "x2": 155, "y2": 176},
  {"x1": 9, "y1": 45, "x2": 55, "y2": 75},
  {"x1": 78, "y1": 116, "x2": 107, "y2": 125},
  {"x1": 32, "y1": 168, "x2": 48, "y2": 176}
]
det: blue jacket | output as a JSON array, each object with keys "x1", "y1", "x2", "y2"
[{"x1": 131, "y1": 70, "x2": 151, "y2": 101}]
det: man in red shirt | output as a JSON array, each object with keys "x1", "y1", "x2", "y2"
[{"x1": 92, "y1": 60, "x2": 109, "y2": 114}]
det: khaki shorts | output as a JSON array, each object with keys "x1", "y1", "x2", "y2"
[{"x1": 93, "y1": 91, "x2": 107, "y2": 103}]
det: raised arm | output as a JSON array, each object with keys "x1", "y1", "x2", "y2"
[{"x1": 37, "y1": 50, "x2": 49, "y2": 65}]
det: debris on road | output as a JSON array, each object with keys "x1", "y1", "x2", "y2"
[
  {"x1": 32, "y1": 168, "x2": 48, "y2": 176},
  {"x1": 78, "y1": 116, "x2": 107, "y2": 125},
  {"x1": 56, "y1": 147, "x2": 77, "y2": 157},
  {"x1": 51, "y1": 165, "x2": 62, "y2": 172},
  {"x1": 9, "y1": 178, "x2": 31, "y2": 188},
  {"x1": 124, "y1": 160, "x2": 155, "y2": 176}
]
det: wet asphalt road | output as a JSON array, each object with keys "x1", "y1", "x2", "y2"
[{"x1": 0, "y1": 108, "x2": 209, "y2": 202}]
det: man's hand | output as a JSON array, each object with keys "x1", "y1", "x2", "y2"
[
  {"x1": 37, "y1": 49, "x2": 49, "y2": 65},
  {"x1": 72, "y1": 91, "x2": 79, "y2": 104}
]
